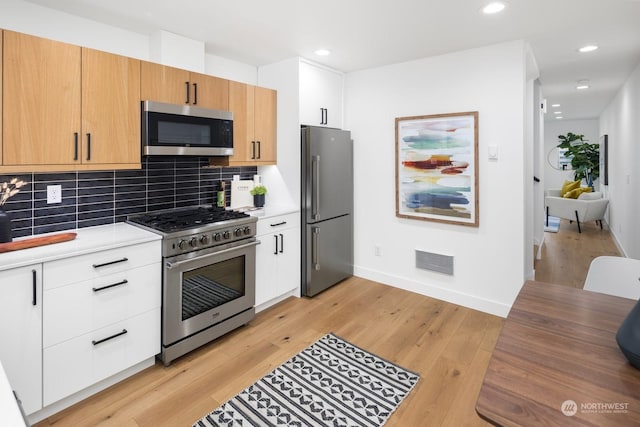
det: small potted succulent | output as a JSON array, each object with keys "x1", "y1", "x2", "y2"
[{"x1": 250, "y1": 185, "x2": 267, "y2": 208}]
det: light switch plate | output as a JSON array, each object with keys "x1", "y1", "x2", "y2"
[{"x1": 47, "y1": 185, "x2": 62, "y2": 204}]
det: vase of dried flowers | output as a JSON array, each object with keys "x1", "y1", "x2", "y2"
[{"x1": 0, "y1": 178, "x2": 27, "y2": 243}]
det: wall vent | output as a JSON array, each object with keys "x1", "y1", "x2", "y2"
[{"x1": 415, "y1": 250, "x2": 454, "y2": 275}]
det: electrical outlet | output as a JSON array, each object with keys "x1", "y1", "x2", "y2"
[
  {"x1": 47, "y1": 185, "x2": 62, "y2": 204},
  {"x1": 374, "y1": 245, "x2": 382, "y2": 256}
]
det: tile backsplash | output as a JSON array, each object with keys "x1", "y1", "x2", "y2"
[{"x1": 0, "y1": 157, "x2": 257, "y2": 239}]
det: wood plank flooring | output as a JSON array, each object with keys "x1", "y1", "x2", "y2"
[
  {"x1": 535, "y1": 218, "x2": 621, "y2": 288},
  {"x1": 33, "y1": 221, "x2": 620, "y2": 427},
  {"x1": 34, "y1": 277, "x2": 503, "y2": 427}
]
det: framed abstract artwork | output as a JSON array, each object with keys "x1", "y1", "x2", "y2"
[{"x1": 395, "y1": 111, "x2": 479, "y2": 226}]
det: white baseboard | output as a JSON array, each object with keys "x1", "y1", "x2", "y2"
[{"x1": 353, "y1": 266, "x2": 510, "y2": 318}]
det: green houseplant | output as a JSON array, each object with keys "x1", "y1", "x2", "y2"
[
  {"x1": 250, "y1": 185, "x2": 267, "y2": 207},
  {"x1": 557, "y1": 132, "x2": 600, "y2": 187}
]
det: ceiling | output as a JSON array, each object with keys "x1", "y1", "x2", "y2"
[{"x1": 25, "y1": 0, "x2": 640, "y2": 122}]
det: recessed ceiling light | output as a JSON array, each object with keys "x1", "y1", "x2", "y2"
[
  {"x1": 551, "y1": 104, "x2": 561, "y2": 107},
  {"x1": 314, "y1": 49, "x2": 331, "y2": 56},
  {"x1": 556, "y1": 116, "x2": 563, "y2": 120},
  {"x1": 554, "y1": 111, "x2": 562, "y2": 115},
  {"x1": 482, "y1": 2, "x2": 507, "y2": 14},
  {"x1": 578, "y1": 45, "x2": 599, "y2": 53},
  {"x1": 576, "y1": 80, "x2": 590, "y2": 90}
]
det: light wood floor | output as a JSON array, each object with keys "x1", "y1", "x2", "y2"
[
  {"x1": 34, "y1": 221, "x2": 620, "y2": 427},
  {"x1": 535, "y1": 218, "x2": 621, "y2": 288},
  {"x1": 34, "y1": 277, "x2": 503, "y2": 427}
]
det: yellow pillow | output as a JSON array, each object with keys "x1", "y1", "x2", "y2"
[
  {"x1": 560, "y1": 180, "x2": 581, "y2": 196},
  {"x1": 563, "y1": 187, "x2": 592, "y2": 199}
]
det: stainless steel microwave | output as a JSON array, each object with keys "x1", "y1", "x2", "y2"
[{"x1": 142, "y1": 100, "x2": 233, "y2": 156}]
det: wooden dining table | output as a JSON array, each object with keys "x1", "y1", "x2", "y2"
[{"x1": 476, "y1": 280, "x2": 640, "y2": 426}]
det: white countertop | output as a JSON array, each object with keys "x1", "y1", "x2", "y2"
[
  {"x1": 0, "y1": 223, "x2": 161, "y2": 272},
  {"x1": 246, "y1": 204, "x2": 299, "y2": 219}
]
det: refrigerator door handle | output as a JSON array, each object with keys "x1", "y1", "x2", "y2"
[
  {"x1": 312, "y1": 155, "x2": 320, "y2": 220},
  {"x1": 312, "y1": 227, "x2": 320, "y2": 270}
]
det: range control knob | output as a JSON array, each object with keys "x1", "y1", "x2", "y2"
[
  {"x1": 177, "y1": 240, "x2": 187, "y2": 250},
  {"x1": 223, "y1": 230, "x2": 231, "y2": 239},
  {"x1": 234, "y1": 228, "x2": 243, "y2": 237},
  {"x1": 189, "y1": 237, "x2": 198, "y2": 247},
  {"x1": 200, "y1": 235, "x2": 210, "y2": 245},
  {"x1": 213, "y1": 233, "x2": 222, "y2": 241},
  {"x1": 243, "y1": 226, "x2": 252, "y2": 235}
]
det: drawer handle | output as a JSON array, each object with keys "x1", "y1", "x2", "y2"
[
  {"x1": 93, "y1": 257, "x2": 129, "y2": 269},
  {"x1": 92, "y1": 329, "x2": 127, "y2": 346},
  {"x1": 270, "y1": 221, "x2": 287, "y2": 227},
  {"x1": 92, "y1": 279, "x2": 128, "y2": 293}
]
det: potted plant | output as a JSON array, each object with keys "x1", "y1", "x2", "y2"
[
  {"x1": 250, "y1": 185, "x2": 267, "y2": 208},
  {"x1": 557, "y1": 132, "x2": 600, "y2": 188}
]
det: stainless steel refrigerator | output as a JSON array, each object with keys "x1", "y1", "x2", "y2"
[{"x1": 301, "y1": 126, "x2": 354, "y2": 297}]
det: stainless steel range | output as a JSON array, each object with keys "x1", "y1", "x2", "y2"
[{"x1": 127, "y1": 205, "x2": 259, "y2": 366}]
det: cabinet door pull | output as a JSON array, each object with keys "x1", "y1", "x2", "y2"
[
  {"x1": 86, "y1": 133, "x2": 91, "y2": 161},
  {"x1": 93, "y1": 257, "x2": 128, "y2": 268},
  {"x1": 270, "y1": 221, "x2": 287, "y2": 227},
  {"x1": 279, "y1": 233, "x2": 284, "y2": 253},
  {"x1": 193, "y1": 83, "x2": 198, "y2": 105},
  {"x1": 32, "y1": 269, "x2": 37, "y2": 306},
  {"x1": 92, "y1": 279, "x2": 128, "y2": 293},
  {"x1": 274, "y1": 234, "x2": 279, "y2": 255},
  {"x1": 320, "y1": 107, "x2": 325, "y2": 125},
  {"x1": 73, "y1": 132, "x2": 79, "y2": 161},
  {"x1": 92, "y1": 329, "x2": 127, "y2": 346},
  {"x1": 251, "y1": 141, "x2": 256, "y2": 159},
  {"x1": 257, "y1": 141, "x2": 261, "y2": 159},
  {"x1": 325, "y1": 108, "x2": 328, "y2": 125},
  {"x1": 185, "y1": 81, "x2": 190, "y2": 104}
]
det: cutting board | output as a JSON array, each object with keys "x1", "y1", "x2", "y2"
[
  {"x1": 0, "y1": 232, "x2": 77, "y2": 253},
  {"x1": 230, "y1": 180, "x2": 254, "y2": 208}
]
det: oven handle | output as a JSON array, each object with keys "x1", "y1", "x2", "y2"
[{"x1": 165, "y1": 240, "x2": 260, "y2": 269}]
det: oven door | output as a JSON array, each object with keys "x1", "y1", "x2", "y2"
[{"x1": 163, "y1": 239, "x2": 258, "y2": 346}]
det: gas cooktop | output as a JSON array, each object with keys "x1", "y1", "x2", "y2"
[
  {"x1": 127, "y1": 205, "x2": 258, "y2": 257},
  {"x1": 127, "y1": 205, "x2": 249, "y2": 233}
]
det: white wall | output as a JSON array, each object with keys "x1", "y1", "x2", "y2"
[
  {"x1": 1, "y1": 0, "x2": 257, "y2": 84},
  {"x1": 344, "y1": 41, "x2": 527, "y2": 317},
  {"x1": 543, "y1": 119, "x2": 600, "y2": 191},
  {"x1": 600, "y1": 61, "x2": 640, "y2": 258}
]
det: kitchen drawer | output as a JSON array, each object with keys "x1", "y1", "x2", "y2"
[
  {"x1": 256, "y1": 212, "x2": 299, "y2": 236},
  {"x1": 43, "y1": 262, "x2": 161, "y2": 348},
  {"x1": 43, "y1": 307, "x2": 160, "y2": 406},
  {"x1": 44, "y1": 241, "x2": 160, "y2": 290}
]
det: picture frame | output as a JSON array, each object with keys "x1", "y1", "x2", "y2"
[
  {"x1": 395, "y1": 111, "x2": 479, "y2": 226},
  {"x1": 600, "y1": 134, "x2": 608, "y2": 186}
]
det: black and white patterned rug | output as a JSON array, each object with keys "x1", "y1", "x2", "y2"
[{"x1": 193, "y1": 333, "x2": 420, "y2": 427}]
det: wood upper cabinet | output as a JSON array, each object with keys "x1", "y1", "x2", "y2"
[
  {"x1": 0, "y1": 31, "x2": 3, "y2": 165},
  {"x1": 2, "y1": 31, "x2": 140, "y2": 171},
  {"x1": 215, "y1": 80, "x2": 276, "y2": 166},
  {"x1": 140, "y1": 61, "x2": 229, "y2": 110},
  {"x1": 3, "y1": 30, "x2": 82, "y2": 166},
  {"x1": 82, "y1": 48, "x2": 140, "y2": 165}
]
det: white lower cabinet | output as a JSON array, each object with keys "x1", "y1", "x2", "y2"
[
  {"x1": 43, "y1": 308, "x2": 160, "y2": 406},
  {"x1": 41, "y1": 241, "x2": 161, "y2": 407},
  {"x1": 255, "y1": 213, "x2": 300, "y2": 307},
  {"x1": 0, "y1": 264, "x2": 43, "y2": 415}
]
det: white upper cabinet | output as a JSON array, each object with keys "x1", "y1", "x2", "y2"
[{"x1": 299, "y1": 61, "x2": 343, "y2": 128}]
